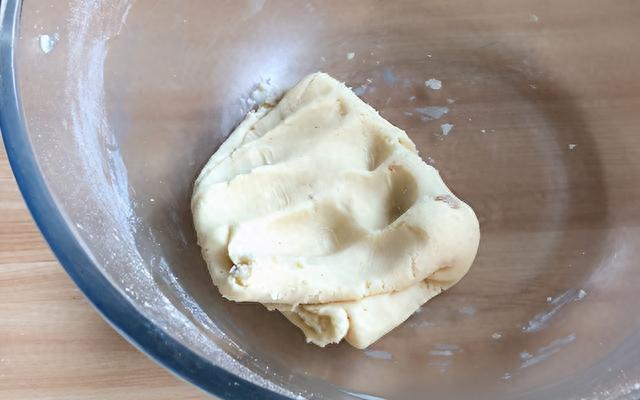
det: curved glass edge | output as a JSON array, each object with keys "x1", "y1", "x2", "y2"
[{"x1": 0, "y1": 2, "x2": 289, "y2": 399}]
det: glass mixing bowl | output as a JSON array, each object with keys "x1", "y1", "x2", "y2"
[{"x1": 2, "y1": 1, "x2": 640, "y2": 399}]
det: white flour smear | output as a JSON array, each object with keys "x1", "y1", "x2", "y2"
[
  {"x1": 522, "y1": 288, "x2": 587, "y2": 333},
  {"x1": 520, "y1": 334, "x2": 576, "y2": 369},
  {"x1": 63, "y1": 1, "x2": 300, "y2": 397}
]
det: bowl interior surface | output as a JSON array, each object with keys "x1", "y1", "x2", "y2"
[{"x1": 11, "y1": 0, "x2": 640, "y2": 399}]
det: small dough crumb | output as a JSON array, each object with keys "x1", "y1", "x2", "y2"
[
  {"x1": 192, "y1": 72, "x2": 480, "y2": 349},
  {"x1": 425, "y1": 78, "x2": 442, "y2": 90},
  {"x1": 440, "y1": 123, "x2": 454, "y2": 136}
]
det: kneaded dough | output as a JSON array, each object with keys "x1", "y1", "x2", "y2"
[{"x1": 192, "y1": 72, "x2": 480, "y2": 349}]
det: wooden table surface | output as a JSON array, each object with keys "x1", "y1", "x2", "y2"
[{"x1": 0, "y1": 142, "x2": 211, "y2": 400}]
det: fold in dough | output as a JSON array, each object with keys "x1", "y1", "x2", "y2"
[{"x1": 192, "y1": 72, "x2": 480, "y2": 349}]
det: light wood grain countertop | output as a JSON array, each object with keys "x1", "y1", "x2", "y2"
[{"x1": 0, "y1": 142, "x2": 211, "y2": 400}]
